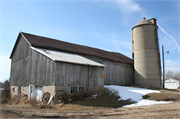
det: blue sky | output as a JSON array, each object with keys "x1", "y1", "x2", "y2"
[{"x1": 0, "y1": 0, "x2": 180, "y2": 82}]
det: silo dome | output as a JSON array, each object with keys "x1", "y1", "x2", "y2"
[
  {"x1": 136, "y1": 19, "x2": 153, "y2": 26},
  {"x1": 133, "y1": 17, "x2": 154, "y2": 30}
]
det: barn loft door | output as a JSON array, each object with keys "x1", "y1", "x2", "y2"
[{"x1": 35, "y1": 86, "x2": 43, "y2": 101}]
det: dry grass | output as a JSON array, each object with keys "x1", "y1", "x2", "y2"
[
  {"x1": 1, "y1": 101, "x2": 180, "y2": 118},
  {"x1": 54, "y1": 103, "x2": 105, "y2": 110},
  {"x1": 143, "y1": 93, "x2": 180, "y2": 101},
  {"x1": 1, "y1": 88, "x2": 180, "y2": 118},
  {"x1": 38, "y1": 104, "x2": 53, "y2": 109}
]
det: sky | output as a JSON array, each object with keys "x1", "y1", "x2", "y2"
[{"x1": 0, "y1": 0, "x2": 180, "y2": 82}]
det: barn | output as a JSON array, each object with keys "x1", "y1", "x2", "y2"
[
  {"x1": 165, "y1": 78, "x2": 180, "y2": 89},
  {"x1": 10, "y1": 32, "x2": 134, "y2": 102}
]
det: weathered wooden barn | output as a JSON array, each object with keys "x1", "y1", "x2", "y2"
[{"x1": 10, "y1": 32, "x2": 133, "y2": 102}]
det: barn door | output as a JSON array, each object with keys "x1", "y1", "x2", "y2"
[
  {"x1": 29, "y1": 84, "x2": 35, "y2": 100},
  {"x1": 35, "y1": 86, "x2": 43, "y2": 101}
]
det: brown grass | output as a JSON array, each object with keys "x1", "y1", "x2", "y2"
[
  {"x1": 143, "y1": 93, "x2": 180, "y2": 101},
  {"x1": 38, "y1": 104, "x2": 53, "y2": 109},
  {"x1": 28, "y1": 98, "x2": 39, "y2": 107},
  {"x1": 1, "y1": 101, "x2": 180, "y2": 118}
]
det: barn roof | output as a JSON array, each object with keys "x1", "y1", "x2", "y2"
[
  {"x1": 10, "y1": 32, "x2": 133, "y2": 64},
  {"x1": 32, "y1": 47, "x2": 105, "y2": 67}
]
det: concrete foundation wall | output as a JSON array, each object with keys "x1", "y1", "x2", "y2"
[
  {"x1": 43, "y1": 86, "x2": 55, "y2": 97},
  {"x1": 21, "y1": 86, "x2": 29, "y2": 97},
  {"x1": 10, "y1": 86, "x2": 19, "y2": 98},
  {"x1": 11, "y1": 85, "x2": 29, "y2": 99},
  {"x1": 10, "y1": 85, "x2": 103, "y2": 101}
]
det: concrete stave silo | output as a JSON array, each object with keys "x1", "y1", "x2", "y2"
[{"x1": 132, "y1": 18, "x2": 161, "y2": 88}]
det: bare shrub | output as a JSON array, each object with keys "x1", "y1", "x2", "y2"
[
  {"x1": 71, "y1": 91, "x2": 89, "y2": 101},
  {"x1": 28, "y1": 98, "x2": 39, "y2": 107},
  {"x1": 10, "y1": 95, "x2": 19, "y2": 104},
  {"x1": 18, "y1": 95, "x2": 29, "y2": 105},
  {"x1": 166, "y1": 69, "x2": 180, "y2": 78},
  {"x1": 1, "y1": 80, "x2": 10, "y2": 103}
]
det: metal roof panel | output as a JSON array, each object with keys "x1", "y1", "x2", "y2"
[{"x1": 31, "y1": 47, "x2": 105, "y2": 67}]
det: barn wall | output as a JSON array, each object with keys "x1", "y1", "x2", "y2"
[
  {"x1": 10, "y1": 35, "x2": 32, "y2": 86},
  {"x1": 55, "y1": 62, "x2": 104, "y2": 88},
  {"x1": 11, "y1": 35, "x2": 32, "y2": 63},
  {"x1": 10, "y1": 36, "x2": 56, "y2": 86},
  {"x1": 30, "y1": 50, "x2": 56, "y2": 86},
  {"x1": 82, "y1": 55, "x2": 134, "y2": 85}
]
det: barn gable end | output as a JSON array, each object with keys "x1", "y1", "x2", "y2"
[
  {"x1": 10, "y1": 33, "x2": 56, "y2": 86},
  {"x1": 10, "y1": 33, "x2": 32, "y2": 86}
]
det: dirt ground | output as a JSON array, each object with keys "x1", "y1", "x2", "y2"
[
  {"x1": 1, "y1": 101, "x2": 180, "y2": 118},
  {"x1": 1, "y1": 89, "x2": 180, "y2": 118}
]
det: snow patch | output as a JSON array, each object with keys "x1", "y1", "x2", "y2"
[
  {"x1": 104, "y1": 85, "x2": 172, "y2": 107},
  {"x1": 123, "y1": 100, "x2": 172, "y2": 107}
]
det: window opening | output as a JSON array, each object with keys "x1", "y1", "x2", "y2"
[
  {"x1": 71, "y1": 87, "x2": 85, "y2": 94},
  {"x1": 22, "y1": 86, "x2": 24, "y2": 92}
]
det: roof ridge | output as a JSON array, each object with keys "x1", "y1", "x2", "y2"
[{"x1": 21, "y1": 32, "x2": 125, "y2": 54}]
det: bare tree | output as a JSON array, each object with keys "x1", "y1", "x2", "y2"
[{"x1": 166, "y1": 70, "x2": 180, "y2": 78}]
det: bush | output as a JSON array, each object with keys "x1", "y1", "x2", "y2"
[
  {"x1": 71, "y1": 91, "x2": 89, "y2": 101},
  {"x1": 1, "y1": 80, "x2": 10, "y2": 103}
]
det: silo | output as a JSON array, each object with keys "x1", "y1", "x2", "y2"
[{"x1": 132, "y1": 17, "x2": 161, "y2": 88}]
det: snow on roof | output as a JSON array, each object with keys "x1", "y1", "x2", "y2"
[{"x1": 31, "y1": 47, "x2": 105, "y2": 67}]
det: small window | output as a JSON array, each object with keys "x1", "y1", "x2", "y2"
[
  {"x1": 71, "y1": 87, "x2": 85, "y2": 94},
  {"x1": 22, "y1": 86, "x2": 24, "y2": 92},
  {"x1": 71, "y1": 87, "x2": 78, "y2": 94},
  {"x1": 132, "y1": 53, "x2": 134, "y2": 59},
  {"x1": 12, "y1": 86, "x2": 15, "y2": 92}
]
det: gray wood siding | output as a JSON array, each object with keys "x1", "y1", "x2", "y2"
[
  {"x1": 11, "y1": 35, "x2": 31, "y2": 63},
  {"x1": 11, "y1": 50, "x2": 56, "y2": 86},
  {"x1": 10, "y1": 34, "x2": 133, "y2": 87},
  {"x1": 55, "y1": 62, "x2": 104, "y2": 87},
  {"x1": 30, "y1": 50, "x2": 56, "y2": 86},
  {"x1": 83, "y1": 55, "x2": 134, "y2": 85},
  {"x1": 10, "y1": 35, "x2": 56, "y2": 86}
]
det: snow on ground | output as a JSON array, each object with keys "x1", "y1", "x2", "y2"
[
  {"x1": 104, "y1": 85, "x2": 172, "y2": 107},
  {"x1": 124, "y1": 99, "x2": 172, "y2": 107}
]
